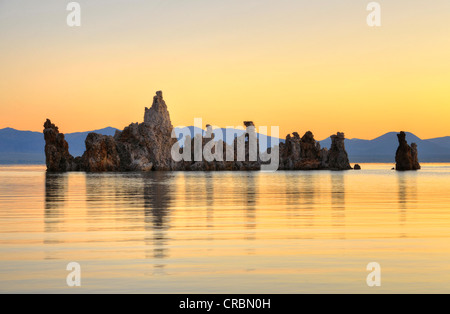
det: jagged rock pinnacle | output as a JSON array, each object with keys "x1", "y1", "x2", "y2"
[
  {"x1": 327, "y1": 132, "x2": 352, "y2": 170},
  {"x1": 144, "y1": 90, "x2": 173, "y2": 131},
  {"x1": 395, "y1": 131, "x2": 421, "y2": 171}
]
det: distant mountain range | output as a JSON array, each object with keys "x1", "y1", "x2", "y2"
[
  {"x1": 1, "y1": 127, "x2": 450, "y2": 164},
  {"x1": 320, "y1": 132, "x2": 450, "y2": 162},
  {"x1": 0, "y1": 127, "x2": 117, "y2": 164}
]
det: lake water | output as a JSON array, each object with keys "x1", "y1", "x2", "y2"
[{"x1": 1, "y1": 164, "x2": 450, "y2": 293}]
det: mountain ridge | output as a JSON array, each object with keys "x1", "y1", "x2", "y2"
[{"x1": 1, "y1": 127, "x2": 450, "y2": 164}]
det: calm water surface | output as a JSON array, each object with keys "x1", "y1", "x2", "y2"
[{"x1": 1, "y1": 164, "x2": 450, "y2": 293}]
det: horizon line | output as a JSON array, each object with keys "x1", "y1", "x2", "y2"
[{"x1": 1, "y1": 126, "x2": 448, "y2": 142}]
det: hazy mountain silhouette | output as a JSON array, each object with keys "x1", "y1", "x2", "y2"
[
  {"x1": 427, "y1": 136, "x2": 450, "y2": 148},
  {"x1": 319, "y1": 132, "x2": 450, "y2": 162},
  {"x1": 1, "y1": 127, "x2": 450, "y2": 164},
  {"x1": 0, "y1": 127, "x2": 118, "y2": 164}
]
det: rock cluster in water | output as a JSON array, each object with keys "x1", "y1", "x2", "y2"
[
  {"x1": 395, "y1": 131, "x2": 421, "y2": 171},
  {"x1": 43, "y1": 91, "x2": 353, "y2": 172},
  {"x1": 278, "y1": 130, "x2": 352, "y2": 171}
]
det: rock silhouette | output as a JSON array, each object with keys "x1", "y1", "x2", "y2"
[
  {"x1": 43, "y1": 119, "x2": 79, "y2": 172},
  {"x1": 43, "y1": 91, "x2": 353, "y2": 172},
  {"x1": 327, "y1": 132, "x2": 352, "y2": 170},
  {"x1": 278, "y1": 131, "x2": 351, "y2": 170},
  {"x1": 114, "y1": 91, "x2": 177, "y2": 171},
  {"x1": 279, "y1": 131, "x2": 323, "y2": 170},
  {"x1": 395, "y1": 131, "x2": 421, "y2": 171},
  {"x1": 82, "y1": 133, "x2": 120, "y2": 172}
]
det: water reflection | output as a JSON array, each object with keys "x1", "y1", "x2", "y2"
[
  {"x1": 204, "y1": 173, "x2": 215, "y2": 230},
  {"x1": 244, "y1": 174, "x2": 257, "y2": 240},
  {"x1": 44, "y1": 171, "x2": 176, "y2": 271},
  {"x1": 226, "y1": 173, "x2": 257, "y2": 245},
  {"x1": 12, "y1": 164, "x2": 450, "y2": 293},
  {"x1": 284, "y1": 173, "x2": 300, "y2": 229},
  {"x1": 299, "y1": 173, "x2": 316, "y2": 228},
  {"x1": 85, "y1": 174, "x2": 120, "y2": 231},
  {"x1": 242, "y1": 173, "x2": 257, "y2": 258},
  {"x1": 143, "y1": 172, "x2": 174, "y2": 274},
  {"x1": 45, "y1": 173, "x2": 67, "y2": 210},
  {"x1": 282, "y1": 172, "x2": 317, "y2": 238},
  {"x1": 44, "y1": 173, "x2": 68, "y2": 258},
  {"x1": 44, "y1": 173, "x2": 67, "y2": 235},
  {"x1": 397, "y1": 172, "x2": 418, "y2": 238},
  {"x1": 331, "y1": 173, "x2": 346, "y2": 239}
]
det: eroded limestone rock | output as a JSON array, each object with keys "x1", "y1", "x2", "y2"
[
  {"x1": 395, "y1": 131, "x2": 421, "y2": 171},
  {"x1": 82, "y1": 133, "x2": 121, "y2": 172},
  {"x1": 327, "y1": 132, "x2": 352, "y2": 170},
  {"x1": 43, "y1": 119, "x2": 78, "y2": 172},
  {"x1": 44, "y1": 91, "x2": 354, "y2": 172}
]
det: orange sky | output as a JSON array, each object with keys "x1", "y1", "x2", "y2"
[{"x1": 1, "y1": 1, "x2": 449, "y2": 140}]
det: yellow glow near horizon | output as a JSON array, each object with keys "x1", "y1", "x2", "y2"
[{"x1": 1, "y1": 1, "x2": 450, "y2": 140}]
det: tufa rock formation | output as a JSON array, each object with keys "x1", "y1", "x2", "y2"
[
  {"x1": 327, "y1": 132, "x2": 352, "y2": 170},
  {"x1": 279, "y1": 131, "x2": 323, "y2": 170},
  {"x1": 43, "y1": 91, "x2": 353, "y2": 172},
  {"x1": 144, "y1": 91, "x2": 173, "y2": 132},
  {"x1": 44, "y1": 91, "x2": 176, "y2": 172},
  {"x1": 43, "y1": 119, "x2": 80, "y2": 172},
  {"x1": 278, "y1": 131, "x2": 351, "y2": 170},
  {"x1": 411, "y1": 143, "x2": 421, "y2": 170},
  {"x1": 395, "y1": 131, "x2": 421, "y2": 171},
  {"x1": 279, "y1": 132, "x2": 301, "y2": 170},
  {"x1": 114, "y1": 91, "x2": 177, "y2": 171},
  {"x1": 82, "y1": 133, "x2": 121, "y2": 172}
]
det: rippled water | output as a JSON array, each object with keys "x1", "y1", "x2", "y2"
[{"x1": 1, "y1": 164, "x2": 450, "y2": 293}]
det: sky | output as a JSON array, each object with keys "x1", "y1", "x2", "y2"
[{"x1": 0, "y1": 0, "x2": 449, "y2": 140}]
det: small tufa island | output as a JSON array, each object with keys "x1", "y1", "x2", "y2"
[
  {"x1": 395, "y1": 131, "x2": 421, "y2": 171},
  {"x1": 44, "y1": 91, "x2": 380, "y2": 173}
]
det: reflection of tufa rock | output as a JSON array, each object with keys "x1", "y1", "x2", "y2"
[
  {"x1": 395, "y1": 131, "x2": 421, "y2": 171},
  {"x1": 44, "y1": 91, "x2": 354, "y2": 172}
]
